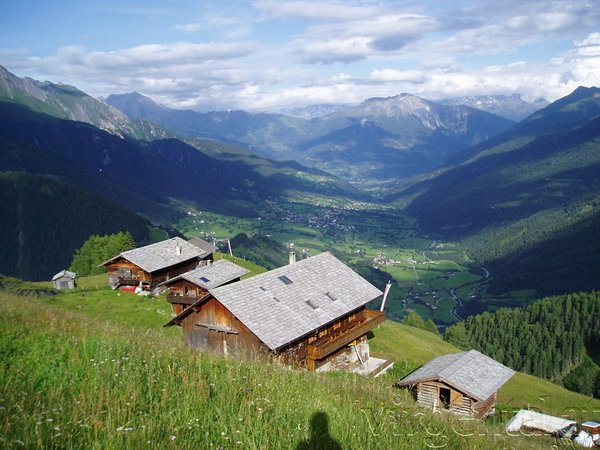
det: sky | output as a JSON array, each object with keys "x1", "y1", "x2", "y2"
[{"x1": 0, "y1": 0, "x2": 599, "y2": 112}]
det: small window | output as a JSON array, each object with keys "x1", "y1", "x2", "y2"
[
  {"x1": 278, "y1": 275, "x2": 293, "y2": 285},
  {"x1": 199, "y1": 276, "x2": 210, "y2": 283},
  {"x1": 348, "y1": 314, "x2": 356, "y2": 322},
  {"x1": 318, "y1": 329, "x2": 328, "y2": 338},
  {"x1": 333, "y1": 322, "x2": 341, "y2": 330},
  {"x1": 259, "y1": 286, "x2": 268, "y2": 291},
  {"x1": 325, "y1": 291, "x2": 337, "y2": 301},
  {"x1": 305, "y1": 299, "x2": 319, "y2": 310}
]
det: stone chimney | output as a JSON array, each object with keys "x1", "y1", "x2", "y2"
[
  {"x1": 175, "y1": 240, "x2": 182, "y2": 256},
  {"x1": 289, "y1": 243, "x2": 296, "y2": 265}
]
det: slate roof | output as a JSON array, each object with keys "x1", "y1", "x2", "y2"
[
  {"x1": 397, "y1": 350, "x2": 515, "y2": 402},
  {"x1": 52, "y1": 270, "x2": 76, "y2": 281},
  {"x1": 209, "y1": 252, "x2": 383, "y2": 351},
  {"x1": 103, "y1": 237, "x2": 204, "y2": 273},
  {"x1": 159, "y1": 259, "x2": 249, "y2": 290},
  {"x1": 188, "y1": 237, "x2": 218, "y2": 255}
]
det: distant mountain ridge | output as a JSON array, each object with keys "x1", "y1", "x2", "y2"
[
  {"x1": 0, "y1": 65, "x2": 170, "y2": 141},
  {"x1": 107, "y1": 91, "x2": 515, "y2": 182},
  {"x1": 441, "y1": 94, "x2": 548, "y2": 121}
]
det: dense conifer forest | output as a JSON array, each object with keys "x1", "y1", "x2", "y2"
[{"x1": 445, "y1": 292, "x2": 600, "y2": 397}]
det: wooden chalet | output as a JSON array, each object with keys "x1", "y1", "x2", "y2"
[
  {"x1": 159, "y1": 259, "x2": 250, "y2": 316},
  {"x1": 102, "y1": 237, "x2": 213, "y2": 291},
  {"x1": 397, "y1": 350, "x2": 515, "y2": 419},
  {"x1": 164, "y1": 252, "x2": 391, "y2": 375},
  {"x1": 52, "y1": 270, "x2": 76, "y2": 289}
]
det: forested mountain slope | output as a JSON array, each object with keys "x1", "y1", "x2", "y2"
[
  {"x1": 0, "y1": 172, "x2": 149, "y2": 280},
  {"x1": 398, "y1": 87, "x2": 600, "y2": 296}
]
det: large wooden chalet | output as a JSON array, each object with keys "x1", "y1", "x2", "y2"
[
  {"x1": 397, "y1": 350, "x2": 515, "y2": 419},
  {"x1": 164, "y1": 252, "x2": 390, "y2": 374},
  {"x1": 102, "y1": 237, "x2": 214, "y2": 291}
]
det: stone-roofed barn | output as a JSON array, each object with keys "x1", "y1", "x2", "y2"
[
  {"x1": 102, "y1": 237, "x2": 214, "y2": 291},
  {"x1": 396, "y1": 350, "x2": 515, "y2": 419},
  {"x1": 164, "y1": 252, "x2": 391, "y2": 375}
]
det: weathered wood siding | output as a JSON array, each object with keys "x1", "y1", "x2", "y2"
[
  {"x1": 416, "y1": 381, "x2": 475, "y2": 417},
  {"x1": 181, "y1": 298, "x2": 267, "y2": 359},
  {"x1": 106, "y1": 258, "x2": 148, "y2": 287},
  {"x1": 472, "y1": 392, "x2": 497, "y2": 420},
  {"x1": 106, "y1": 257, "x2": 199, "y2": 289}
]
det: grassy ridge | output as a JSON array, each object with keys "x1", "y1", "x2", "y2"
[{"x1": 1, "y1": 289, "x2": 556, "y2": 449}]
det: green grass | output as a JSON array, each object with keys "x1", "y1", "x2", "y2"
[
  {"x1": 0, "y1": 292, "x2": 552, "y2": 450},
  {"x1": 369, "y1": 321, "x2": 600, "y2": 421},
  {"x1": 4, "y1": 271, "x2": 596, "y2": 448}
]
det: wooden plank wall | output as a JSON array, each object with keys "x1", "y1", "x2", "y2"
[
  {"x1": 182, "y1": 298, "x2": 267, "y2": 360},
  {"x1": 416, "y1": 381, "x2": 474, "y2": 417}
]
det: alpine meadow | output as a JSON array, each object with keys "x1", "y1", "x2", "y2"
[{"x1": 1, "y1": 1, "x2": 599, "y2": 448}]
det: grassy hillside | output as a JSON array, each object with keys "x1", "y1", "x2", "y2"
[
  {"x1": 2, "y1": 273, "x2": 598, "y2": 448},
  {"x1": 0, "y1": 288, "x2": 557, "y2": 450}
]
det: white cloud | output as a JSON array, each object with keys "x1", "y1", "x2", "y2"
[
  {"x1": 253, "y1": 0, "x2": 378, "y2": 21},
  {"x1": 369, "y1": 69, "x2": 425, "y2": 83},
  {"x1": 174, "y1": 23, "x2": 203, "y2": 32}
]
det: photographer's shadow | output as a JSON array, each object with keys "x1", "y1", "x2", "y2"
[{"x1": 296, "y1": 411, "x2": 342, "y2": 450}]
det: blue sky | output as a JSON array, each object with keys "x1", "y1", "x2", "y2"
[{"x1": 1, "y1": 0, "x2": 598, "y2": 111}]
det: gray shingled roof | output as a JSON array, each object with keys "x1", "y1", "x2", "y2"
[
  {"x1": 188, "y1": 237, "x2": 218, "y2": 255},
  {"x1": 52, "y1": 270, "x2": 76, "y2": 281},
  {"x1": 104, "y1": 237, "x2": 204, "y2": 273},
  {"x1": 159, "y1": 259, "x2": 249, "y2": 290},
  {"x1": 397, "y1": 350, "x2": 515, "y2": 401},
  {"x1": 209, "y1": 252, "x2": 383, "y2": 351}
]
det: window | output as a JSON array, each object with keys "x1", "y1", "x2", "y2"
[
  {"x1": 199, "y1": 276, "x2": 210, "y2": 283},
  {"x1": 333, "y1": 322, "x2": 341, "y2": 330},
  {"x1": 325, "y1": 291, "x2": 337, "y2": 301},
  {"x1": 278, "y1": 275, "x2": 293, "y2": 285}
]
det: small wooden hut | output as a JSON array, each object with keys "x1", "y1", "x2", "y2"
[
  {"x1": 52, "y1": 270, "x2": 76, "y2": 289},
  {"x1": 397, "y1": 350, "x2": 515, "y2": 419},
  {"x1": 102, "y1": 237, "x2": 212, "y2": 291},
  {"x1": 164, "y1": 252, "x2": 390, "y2": 375}
]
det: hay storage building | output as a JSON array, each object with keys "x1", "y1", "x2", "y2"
[{"x1": 397, "y1": 350, "x2": 515, "y2": 419}]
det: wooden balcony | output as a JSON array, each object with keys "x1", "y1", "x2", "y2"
[
  {"x1": 307, "y1": 310, "x2": 385, "y2": 361},
  {"x1": 167, "y1": 294, "x2": 200, "y2": 305}
]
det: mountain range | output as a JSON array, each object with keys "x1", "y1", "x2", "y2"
[
  {"x1": 1, "y1": 63, "x2": 599, "y2": 303},
  {"x1": 106, "y1": 91, "x2": 516, "y2": 182},
  {"x1": 441, "y1": 94, "x2": 549, "y2": 122}
]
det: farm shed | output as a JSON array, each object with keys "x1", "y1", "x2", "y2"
[
  {"x1": 52, "y1": 270, "x2": 76, "y2": 289},
  {"x1": 397, "y1": 350, "x2": 515, "y2": 419},
  {"x1": 102, "y1": 237, "x2": 211, "y2": 291},
  {"x1": 164, "y1": 252, "x2": 391, "y2": 375},
  {"x1": 160, "y1": 259, "x2": 250, "y2": 316}
]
